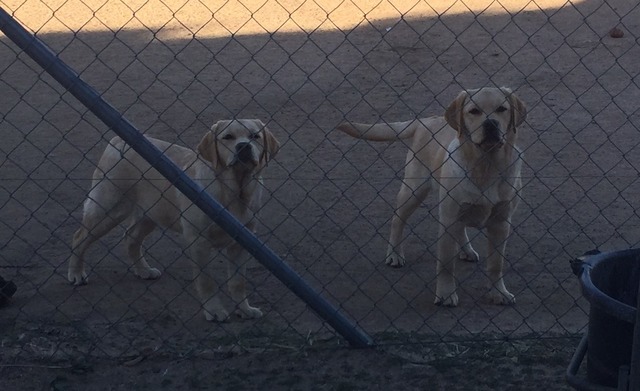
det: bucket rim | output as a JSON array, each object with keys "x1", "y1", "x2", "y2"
[{"x1": 578, "y1": 248, "x2": 638, "y2": 324}]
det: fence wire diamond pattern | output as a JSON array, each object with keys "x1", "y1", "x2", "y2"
[{"x1": 0, "y1": 0, "x2": 639, "y2": 366}]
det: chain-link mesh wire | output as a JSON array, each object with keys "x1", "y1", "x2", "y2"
[{"x1": 0, "y1": 0, "x2": 638, "y2": 365}]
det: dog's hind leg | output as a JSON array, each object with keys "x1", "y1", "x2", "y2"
[
  {"x1": 125, "y1": 216, "x2": 161, "y2": 280},
  {"x1": 459, "y1": 228, "x2": 480, "y2": 262},
  {"x1": 68, "y1": 196, "x2": 132, "y2": 285},
  {"x1": 486, "y1": 220, "x2": 515, "y2": 305},
  {"x1": 434, "y1": 218, "x2": 465, "y2": 307},
  {"x1": 187, "y1": 235, "x2": 229, "y2": 322},
  {"x1": 226, "y1": 242, "x2": 262, "y2": 319},
  {"x1": 386, "y1": 175, "x2": 432, "y2": 267}
]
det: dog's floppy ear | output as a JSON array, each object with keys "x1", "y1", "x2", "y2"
[
  {"x1": 258, "y1": 120, "x2": 280, "y2": 166},
  {"x1": 197, "y1": 122, "x2": 220, "y2": 168},
  {"x1": 445, "y1": 90, "x2": 468, "y2": 135},
  {"x1": 501, "y1": 87, "x2": 527, "y2": 132}
]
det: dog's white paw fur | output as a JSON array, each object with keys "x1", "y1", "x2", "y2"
[
  {"x1": 435, "y1": 280, "x2": 459, "y2": 307},
  {"x1": 204, "y1": 307, "x2": 230, "y2": 322},
  {"x1": 134, "y1": 267, "x2": 162, "y2": 280},
  {"x1": 434, "y1": 291, "x2": 459, "y2": 307},
  {"x1": 488, "y1": 289, "x2": 516, "y2": 305},
  {"x1": 460, "y1": 245, "x2": 480, "y2": 263},
  {"x1": 385, "y1": 247, "x2": 406, "y2": 268},
  {"x1": 202, "y1": 296, "x2": 230, "y2": 322},
  {"x1": 235, "y1": 305, "x2": 263, "y2": 320},
  {"x1": 68, "y1": 268, "x2": 88, "y2": 286}
]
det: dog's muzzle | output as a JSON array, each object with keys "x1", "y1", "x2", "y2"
[
  {"x1": 479, "y1": 119, "x2": 504, "y2": 151},
  {"x1": 233, "y1": 142, "x2": 256, "y2": 166}
]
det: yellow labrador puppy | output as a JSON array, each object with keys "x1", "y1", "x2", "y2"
[
  {"x1": 338, "y1": 87, "x2": 526, "y2": 306},
  {"x1": 68, "y1": 119, "x2": 280, "y2": 321}
]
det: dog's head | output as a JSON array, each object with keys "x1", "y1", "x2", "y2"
[
  {"x1": 445, "y1": 87, "x2": 527, "y2": 152},
  {"x1": 197, "y1": 119, "x2": 280, "y2": 170}
]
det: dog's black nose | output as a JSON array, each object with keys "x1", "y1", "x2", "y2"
[
  {"x1": 235, "y1": 142, "x2": 253, "y2": 162},
  {"x1": 483, "y1": 119, "x2": 501, "y2": 142}
]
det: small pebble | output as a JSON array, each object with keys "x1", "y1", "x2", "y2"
[{"x1": 609, "y1": 27, "x2": 624, "y2": 38}]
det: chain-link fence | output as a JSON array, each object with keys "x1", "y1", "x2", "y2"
[{"x1": 1, "y1": 0, "x2": 639, "y2": 378}]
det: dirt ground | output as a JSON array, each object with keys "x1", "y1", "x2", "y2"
[
  {"x1": 0, "y1": 335, "x2": 579, "y2": 390},
  {"x1": 1, "y1": 0, "x2": 639, "y2": 389}
]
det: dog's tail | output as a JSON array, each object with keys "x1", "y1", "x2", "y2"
[{"x1": 337, "y1": 120, "x2": 417, "y2": 141}]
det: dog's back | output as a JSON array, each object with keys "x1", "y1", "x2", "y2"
[{"x1": 85, "y1": 136, "x2": 199, "y2": 233}]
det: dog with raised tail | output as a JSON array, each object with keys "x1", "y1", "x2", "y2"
[{"x1": 338, "y1": 87, "x2": 527, "y2": 306}]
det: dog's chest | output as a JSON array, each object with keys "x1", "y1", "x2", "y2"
[
  {"x1": 455, "y1": 179, "x2": 515, "y2": 227},
  {"x1": 455, "y1": 175, "x2": 510, "y2": 206}
]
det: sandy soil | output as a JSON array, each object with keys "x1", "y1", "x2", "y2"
[{"x1": 1, "y1": 0, "x2": 639, "y2": 388}]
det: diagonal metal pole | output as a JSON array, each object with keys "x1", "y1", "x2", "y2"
[{"x1": 0, "y1": 7, "x2": 374, "y2": 348}]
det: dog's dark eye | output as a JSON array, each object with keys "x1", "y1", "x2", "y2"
[
  {"x1": 249, "y1": 133, "x2": 261, "y2": 140},
  {"x1": 496, "y1": 106, "x2": 508, "y2": 113},
  {"x1": 469, "y1": 108, "x2": 482, "y2": 115},
  {"x1": 221, "y1": 134, "x2": 235, "y2": 140}
]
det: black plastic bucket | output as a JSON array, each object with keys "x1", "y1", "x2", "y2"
[{"x1": 574, "y1": 249, "x2": 640, "y2": 387}]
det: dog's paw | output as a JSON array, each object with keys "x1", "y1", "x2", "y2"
[
  {"x1": 134, "y1": 267, "x2": 162, "y2": 280},
  {"x1": 235, "y1": 305, "x2": 263, "y2": 320},
  {"x1": 203, "y1": 297, "x2": 230, "y2": 322},
  {"x1": 204, "y1": 308, "x2": 230, "y2": 322},
  {"x1": 435, "y1": 279, "x2": 459, "y2": 307},
  {"x1": 434, "y1": 292, "x2": 459, "y2": 307},
  {"x1": 460, "y1": 245, "x2": 479, "y2": 263},
  {"x1": 67, "y1": 269, "x2": 88, "y2": 286},
  {"x1": 489, "y1": 289, "x2": 516, "y2": 305},
  {"x1": 385, "y1": 249, "x2": 406, "y2": 268}
]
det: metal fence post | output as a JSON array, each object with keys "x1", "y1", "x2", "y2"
[{"x1": 0, "y1": 7, "x2": 374, "y2": 349}]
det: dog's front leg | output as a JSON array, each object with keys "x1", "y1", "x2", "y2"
[
  {"x1": 226, "y1": 243, "x2": 263, "y2": 319},
  {"x1": 68, "y1": 227, "x2": 90, "y2": 285},
  {"x1": 486, "y1": 219, "x2": 516, "y2": 305},
  {"x1": 435, "y1": 219, "x2": 465, "y2": 307},
  {"x1": 386, "y1": 169, "x2": 433, "y2": 267},
  {"x1": 189, "y1": 236, "x2": 229, "y2": 322}
]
